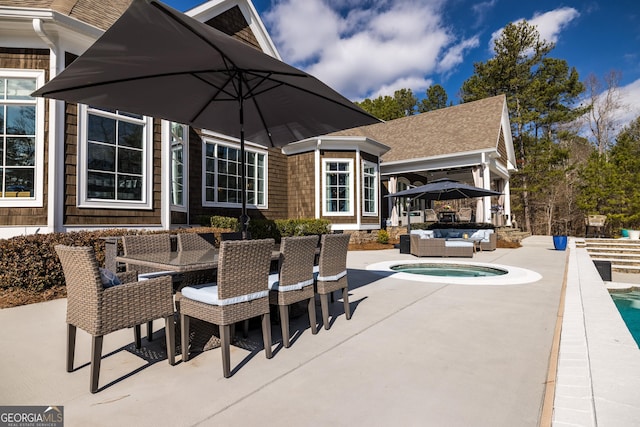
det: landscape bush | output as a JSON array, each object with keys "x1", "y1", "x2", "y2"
[{"x1": 0, "y1": 218, "x2": 332, "y2": 293}]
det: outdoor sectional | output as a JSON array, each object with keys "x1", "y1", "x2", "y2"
[
  {"x1": 430, "y1": 227, "x2": 497, "y2": 251},
  {"x1": 410, "y1": 231, "x2": 475, "y2": 258},
  {"x1": 409, "y1": 227, "x2": 496, "y2": 258}
]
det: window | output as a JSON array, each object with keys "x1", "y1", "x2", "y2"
[
  {"x1": 78, "y1": 105, "x2": 153, "y2": 209},
  {"x1": 203, "y1": 140, "x2": 266, "y2": 208},
  {"x1": 0, "y1": 70, "x2": 44, "y2": 207},
  {"x1": 323, "y1": 159, "x2": 353, "y2": 215},
  {"x1": 170, "y1": 122, "x2": 187, "y2": 208},
  {"x1": 362, "y1": 161, "x2": 378, "y2": 215}
]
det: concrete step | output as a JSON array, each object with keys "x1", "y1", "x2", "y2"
[
  {"x1": 612, "y1": 265, "x2": 640, "y2": 274},
  {"x1": 588, "y1": 250, "x2": 640, "y2": 258}
]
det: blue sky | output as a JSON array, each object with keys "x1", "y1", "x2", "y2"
[{"x1": 165, "y1": 0, "x2": 640, "y2": 130}]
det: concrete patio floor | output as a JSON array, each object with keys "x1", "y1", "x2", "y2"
[{"x1": 0, "y1": 236, "x2": 637, "y2": 426}]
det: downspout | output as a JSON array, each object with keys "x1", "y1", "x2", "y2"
[
  {"x1": 355, "y1": 148, "x2": 361, "y2": 229},
  {"x1": 33, "y1": 18, "x2": 63, "y2": 233},
  {"x1": 315, "y1": 139, "x2": 321, "y2": 220},
  {"x1": 160, "y1": 121, "x2": 171, "y2": 229}
]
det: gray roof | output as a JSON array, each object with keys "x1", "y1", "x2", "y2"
[
  {"x1": 0, "y1": 0, "x2": 133, "y2": 30},
  {"x1": 330, "y1": 94, "x2": 507, "y2": 163}
]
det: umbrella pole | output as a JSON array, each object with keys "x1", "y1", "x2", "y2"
[{"x1": 239, "y1": 77, "x2": 249, "y2": 239}]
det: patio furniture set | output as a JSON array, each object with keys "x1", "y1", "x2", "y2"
[
  {"x1": 409, "y1": 228, "x2": 497, "y2": 258},
  {"x1": 54, "y1": 232, "x2": 351, "y2": 392}
]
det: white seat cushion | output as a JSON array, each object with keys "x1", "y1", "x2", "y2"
[
  {"x1": 181, "y1": 283, "x2": 268, "y2": 306},
  {"x1": 313, "y1": 265, "x2": 347, "y2": 281},
  {"x1": 268, "y1": 273, "x2": 313, "y2": 292},
  {"x1": 445, "y1": 241, "x2": 474, "y2": 248},
  {"x1": 137, "y1": 270, "x2": 178, "y2": 281}
]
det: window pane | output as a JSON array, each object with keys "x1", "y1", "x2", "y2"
[
  {"x1": 7, "y1": 78, "x2": 36, "y2": 100},
  {"x1": 6, "y1": 106, "x2": 35, "y2": 135},
  {"x1": 88, "y1": 115, "x2": 115, "y2": 144},
  {"x1": 0, "y1": 79, "x2": 4, "y2": 99},
  {"x1": 205, "y1": 172, "x2": 215, "y2": 187},
  {"x1": 0, "y1": 106, "x2": 4, "y2": 130},
  {"x1": 87, "y1": 172, "x2": 115, "y2": 199},
  {"x1": 117, "y1": 174, "x2": 142, "y2": 200},
  {"x1": 6, "y1": 137, "x2": 35, "y2": 166},
  {"x1": 118, "y1": 121, "x2": 143, "y2": 149},
  {"x1": 117, "y1": 147, "x2": 142, "y2": 174},
  {"x1": 88, "y1": 143, "x2": 116, "y2": 171},
  {"x1": 4, "y1": 168, "x2": 34, "y2": 196}
]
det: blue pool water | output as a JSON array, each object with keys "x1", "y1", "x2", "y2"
[
  {"x1": 610, "y1": 290, "x2": 640, "y2": 347},
  {"x1": 390, "y1": 263, "x2": 507, "y2": 277}
]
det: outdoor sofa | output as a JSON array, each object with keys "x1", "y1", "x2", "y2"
[
  {"x1": 424, "y1": 227, "x2": 497, "y2": 251},
  {"x1": 409, "y1": 231, "x2": 474, "y2": 258}
]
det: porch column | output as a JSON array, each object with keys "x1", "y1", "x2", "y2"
[
  {"x1": 503, "y1": 179, "x2": 512, "y2": 226},
  {"x1": 482, "y1": 161, "x2": 491, "y2": 224},
  {"x1": 389, "y1": 176, "x2": 399, "y2": 226},
  {"x1": 472, "y1": 166, "x2": 484, "y2": 223}
]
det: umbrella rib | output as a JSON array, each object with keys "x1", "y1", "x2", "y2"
[{"x1": 149, "y1": 0, "x2": 378, "y2": 120}]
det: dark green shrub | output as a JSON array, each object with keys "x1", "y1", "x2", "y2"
[
  {"x1": 210, "y1": 216, "x2": 238, "y2": 230},
  {"x1": 0, "y1": 229, "x2": 143, "y2": 292}
]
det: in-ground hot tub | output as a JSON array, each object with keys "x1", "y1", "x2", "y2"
[{"x1": 366, "y1": 260, "x2": 541, "y2": 285}]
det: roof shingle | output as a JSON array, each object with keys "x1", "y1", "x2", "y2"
[{"x1": 331, "y1": 94, "x2": 507, "y2": 162}]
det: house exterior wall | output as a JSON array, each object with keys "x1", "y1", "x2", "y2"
[
  {"x1": 205, "y1": 5, "x2": 260, "y2": 50},
  {"x1": 497, "y1": 130, "x2": 508, "y2": 169},
  {"x1": 0, "y1": 48, "x2": 49, "y2": 227},
  {"x1": 287, "y1": 151, "x2": 315, "y2": 218}
]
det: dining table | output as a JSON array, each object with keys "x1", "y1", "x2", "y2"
[{"x1": 115, "y1": 247, "x2": 287, "y2": 273}]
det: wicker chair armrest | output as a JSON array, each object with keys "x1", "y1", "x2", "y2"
[
  {"x1": 116, "y1": 270, "x2": 138, "y2": 284},
  {"x1": 100, "y1": 276, "x2": 174, "y2": 333}
]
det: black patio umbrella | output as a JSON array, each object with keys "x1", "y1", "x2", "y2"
[
  {"x1": 32, "y1": 0, "x2": 380, "y2": 234},
  {"x1": 388, "y1": 178, "x2": 502, "y2": 201},
  {"x1": 386, "y1": 178, "x2": 502, "y2": 232}
]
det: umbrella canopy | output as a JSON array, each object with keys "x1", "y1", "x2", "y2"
[
  {"x1": 388, "y1": 178, "x2": 502, "y2": 201},
  {"x1": 32, "y1": 0, "x2": 381, "y2": 233}
]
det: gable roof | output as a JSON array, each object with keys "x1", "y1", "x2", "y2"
[
  {"x1": 330, "y1": 94, "x2": 508, "y2": 163},
  {"x1": 0, "y1": 0, "x2": 133, "y2": 30}
]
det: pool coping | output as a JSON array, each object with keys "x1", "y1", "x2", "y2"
[
  {"x1": 552, "y1": 239, "x2": 640, "y2": 426},
  {"x1": 366, "y1": 259, "x2": 542, "y2": 285}
]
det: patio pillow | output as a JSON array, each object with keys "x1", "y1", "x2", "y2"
[
  {"x1": 433, "y1": 229, "x2": 443, "y2": 238},
  {"x1": 99, "y1": 267, "x2": 122, "y2": 288}
]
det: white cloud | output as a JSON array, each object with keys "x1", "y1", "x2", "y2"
[
  {"x1": 528, "y1": 7, "x2": 580, "y2": 44},
  {"x1": 615, "y1": 78, "x2": 640, "y2": 129},
  {"x1": 489, "y1": 7, "x2": 580, "y2": 51},
  {"x1": 264, "y1": 0, "x2": 473, "y2": 100}
]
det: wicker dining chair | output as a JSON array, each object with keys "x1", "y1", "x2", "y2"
[
  {"x1": 179, "y1": 239, "x2": 274, "y2": 377},
  {"x1": 269, "y1": 235, "x2": 319, "y2": 348},
  {"x1": 122, "y1": 234, "x2": 172, "y2": 274},
  {"x1": 457, "y1": 207, "x2": 473, "y2": 222},
  {"x1": 314, "y1": 233, "x2": 351, "y2": 330},
  {"x1": 122, "y1": 234, "x2": 177, "y2": 339},
  {"x1": 54, "y1": 245, "x2": 176, "y2": 393},
  {"x1": 177, "y1": 232, "x2": 216, "y2": 251},
  {"x1": 176, "y1": 232, "x2": 217, "y2": 287}
]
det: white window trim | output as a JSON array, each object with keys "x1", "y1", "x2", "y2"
[
  {"x1": 322, "y1": 158, "x2": 354, "y2": 217},
  {"x1": 0, "y1": 69, "x2": 45, "y2": 208},
  {"x1": 201, "y1": 137, "x2": 268, "y2": 209},
  {"x1": 77, "y1": 104, "x2": 154, "y2": 209},
  {"x1": 362, "y1": 159, "x2": 378, "y2": 216},
  {"x1": 168, "y1": 122, "x2": 188, "y2": 213}
]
